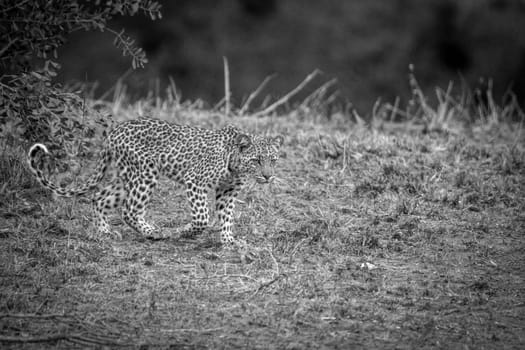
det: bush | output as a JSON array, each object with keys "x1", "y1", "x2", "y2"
[{"x1": 0, "y1": 0, "x2": 162, "y2": 151}]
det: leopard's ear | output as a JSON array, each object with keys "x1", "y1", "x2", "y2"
[
  {"x1": 234, "y1": 134, "x2": 252, "y2": 152},
  {"x1": 272, "y1": 135, "x2": 284, "y2": 148}
]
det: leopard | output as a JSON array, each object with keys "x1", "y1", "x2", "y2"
[{"x1": 27, "y1": 117, "x2": 284, "y2": 246}]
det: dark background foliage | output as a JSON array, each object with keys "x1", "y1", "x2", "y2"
[{"x1": 55, "y1": 0, "x2": 525, "y2": 111}]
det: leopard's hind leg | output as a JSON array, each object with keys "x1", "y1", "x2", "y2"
[
  {"x1": 92, "y1": 177, "x2": 127, "y2": 240},
  {"x1": 121, "y1": 163, "x2": 163, "y2": 238}
]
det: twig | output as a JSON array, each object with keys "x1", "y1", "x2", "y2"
[
  {"x1": 289, "y1": 237, "x2": 308, "y2": 264},
  {"x1": 69, "y1": 334, "x2": 128, "y2": 346},
  {"x1": 213, "y1": 97, "x2": 225, "y2": 111},
  {"x1": 252, "y1": 69, "x2": 322, "y2": 117},
  {"x1": 0, "y1": 332, "x2": 130, "y2": 346},
  {"x1": 0, "y1": 313, "x2": 132, "y2": 346},
  {"x1": 0, "y1": 81, "x2": 16, "y2": 91},
  {"x1": 300, "y1": 78, "x2": 338, "y2": 109},
  {"x1": 372, "y1": 98, "x2": 381, "y2": 121},
  {"x1": 0, "y1": 38, "x2": 18, "y2": 58},
  {"x1": 0, "y1": 313, "x2": 64, "y2": 319},
  {"x1": 251, "y1": 273, "x2": 284, "y2": 297},
  {"x1": 223, "y1": 56, "x2": 231, "y2": 117},
  {"x1": 166, "y1": 76, "x2": 181, "y2": 105},
  {"x1": 239, "y1": 74, "x2": 276, "y2": 115},
  {"x1": 250, "y1": 248, "x2": 282, "y2": 297},
  {"x1": 159, "y1": 327, "x2": 223, "y2": 333},
  {"x1": 389, "y1": 96, "x2": 400, "y2": 121},
  {"x1": 0, "y1": 334, "x2": 70, "y2": 343},
  {"x1": 0, "y1": 0, "x2": 30, "y2": 13},
  {"x1": 98, "y1": 67, "x2": 133, "y2": 101},
  {"x1": 190, "y1": 274, "x2": 258, "y2": 282},
  {"x1": 266, "y1": 247, "x2": 280, "y2": 277}
]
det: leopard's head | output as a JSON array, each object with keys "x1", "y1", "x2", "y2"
[{"x1": 229, "y1": 133, "x2": 284, "y2": 183}]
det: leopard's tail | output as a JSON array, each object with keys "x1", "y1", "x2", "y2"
[{"x1": 27, "y1": 143, "x2": 110, "y2": 197}]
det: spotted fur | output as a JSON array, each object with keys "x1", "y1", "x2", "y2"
[{"x1": 28, "y1": 117, "x2": 283, "y2": 245}]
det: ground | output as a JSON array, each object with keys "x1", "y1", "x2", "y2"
[{"x1": 0, "y1": 103, "x2": 524, "y2": 349}]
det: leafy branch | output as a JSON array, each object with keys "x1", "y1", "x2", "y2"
[{"x1": 0, "y1": 0, "x2": 161, "y2": 157}]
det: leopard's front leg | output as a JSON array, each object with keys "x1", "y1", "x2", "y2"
[{"x1": 215, "y1": 179, "x2": 244, "y2": 247}]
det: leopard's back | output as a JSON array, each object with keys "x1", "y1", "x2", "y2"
[{"x1": 106, "y1": 118, "x2": 237, "y2": 181}]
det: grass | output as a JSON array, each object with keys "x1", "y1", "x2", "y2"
[{"x1": 0, "y1": 78, "x2": 524, "y2": 349}]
